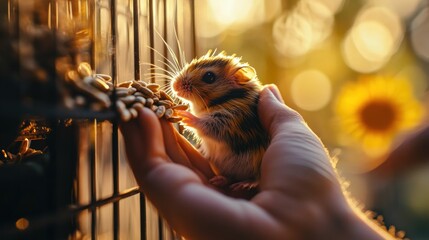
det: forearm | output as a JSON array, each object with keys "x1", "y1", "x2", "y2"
[{"x1": 138, "y1": 164, "x2": 282, "y2": 240}]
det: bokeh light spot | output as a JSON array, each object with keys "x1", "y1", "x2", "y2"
[
  {"x1": 353, "y1": 21, "x2": 393, "y2": 61},
  {"x1": 291, "y1": 70, "x2": 332, "y2": 111},
  {"x1": 342, "y1": 6, "x2": 403, "y2": 73},
  {"x1": 16, "y1": 218, "x2": 29, "y2": 231}
]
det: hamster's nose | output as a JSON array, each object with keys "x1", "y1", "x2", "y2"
[{"x1": 172, "y1": 78, "x2": 192, "y2": 98}]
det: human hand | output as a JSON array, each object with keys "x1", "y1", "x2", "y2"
[{"x1": 120, "y1": 84, "x2": 393, "y2": 240}]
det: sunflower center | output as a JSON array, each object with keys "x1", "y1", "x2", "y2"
[{"x1": 359, "y1": 100, "x2": 397, "y2": 132}]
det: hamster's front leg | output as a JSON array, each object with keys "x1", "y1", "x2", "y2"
[
  {"x1": 176, "y1": 110, "x2": 201, "y2": 128},
  {"x1": 176, "y1": 111, "x2": 231, "y2": 140}
]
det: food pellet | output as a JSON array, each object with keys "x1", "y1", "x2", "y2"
[{"x1": 65, "y1": 62, "x2": 188, "y2": 123}]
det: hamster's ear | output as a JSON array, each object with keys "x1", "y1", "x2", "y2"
[{"x1": 233, "y1": 65, "x2": 257, "y2": 83}]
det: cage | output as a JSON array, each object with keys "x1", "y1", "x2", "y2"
[{"x1": 0, "y1": 0, "x2": 196, "y2": 239}]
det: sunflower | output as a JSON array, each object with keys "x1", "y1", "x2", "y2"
[{"x1": 335, "y1": 76, "x2": 423, "y2": 155}]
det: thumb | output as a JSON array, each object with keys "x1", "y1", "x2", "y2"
[
  {"x1": 120, "y1": 107, "x2": 167, "y2": 175},
  {"x1": 258, "y1": 84, "x2": 302, "y2": 136}
]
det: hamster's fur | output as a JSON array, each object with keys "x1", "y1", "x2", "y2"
[{"x1": 171, "y1": 51, "x2": 270, "y2": 189}]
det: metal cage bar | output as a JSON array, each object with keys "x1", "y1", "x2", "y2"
[{"x1": 109, "y1": 0, "x2": 121, "y2": 239}]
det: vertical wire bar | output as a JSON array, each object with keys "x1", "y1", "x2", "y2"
[
  {"x1": 48, "y1": 0, "x2": 60, "y2": 238},
  {"x1": 90, "y1": 2, "x2": 98, "y2": 240},
  {"x1": 133, "y1": 0, "x2": 141, "y2": 81},
  {"x1": 163, "y1": 0, "x2": 168, "y2": 70},
  {"x1": 88, "y1": 3, "x2": 98, "y2": 235},
  {"x1": 148, "y1": 0, "x2": 155, "y2": 84},
  {"x1": 157, "y1": 1, "x2": 168, "y2": 239},
  {"x1": 90, "y1": 0, "x2": 96, "y2": 70},
  {"x1": 148, "y1": 0, "x2": 157, "y2": 238},
  {"x1": 110, "y1": 0, "x2": 120, "y2": 239},
  {"x1": 132, "y1": 0, "x2": 147, "y2": 239},
  {"x1": 12, "y1": 0, "x2": 19, "y2": 81},
  {"x1": 189, "y1": 0, "x2": 196, "y2": 57},
  {"x1": 90, "y1": 120, "x2": 97, "y2": 240}
]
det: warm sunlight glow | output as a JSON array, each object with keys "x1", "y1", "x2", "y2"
[
  {"x1": 207, "y1": 0, "x2": 256, "y2": 25},
  {"x1": 291, "y1": 70, "x2": 332, "y2": 111},
  {"x1": 353, "y1": 21, "x2": 393, "y2": 62},
  {"x1": 365, "y1": 0, "x2": 422, "y2": 19},
  {"x1": 273, "y1": 0, "x2": 336, "y2": 58},
  {"x1": 196, "y1": 0, "x2": 274, "y2": 38},
  {"x1": 342, "y1": 6, "x2": 403, "y2": 73},
  {"x1": 317, "y1": 0, "x2": 345, "y2": 15}
]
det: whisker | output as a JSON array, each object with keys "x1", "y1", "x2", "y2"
[
  {"x1": 145, "y1": 46, "x2": 180, "y2": 73},
  {"x1": 140, "y1": 62, "x2": 176, "y2": 75},
  {"x1": 143, "y1": 75, "x2": 172, "y2": 81},
  {"x1": 143, "y1": 75, "x2": 174, "y2": 82},
  {"x1": 154, "y1": 28, "x2": 182, "y2": 73},
  {"x1": 193, "y1": 88, "x2": 209, "y2": 113},
  {"x1": 156, "y1": 60, "x2": 179, "y2": 76},
  {"x1": 143, "y1": 67, "x2": 175, "y2": 77},
  {"x1": 172, "y1": 24, "x2": 187, "y2": 69},
  {"x1": 143, "y1": 74, "x2": 171, "y2": 82},
  {"x1": 144, "y1": 67, "x2": 176, "y2": 77}
]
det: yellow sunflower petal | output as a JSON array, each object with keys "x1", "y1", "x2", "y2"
[{"x1": 335, "y1": 75, "x2": 424, "y2": 155}]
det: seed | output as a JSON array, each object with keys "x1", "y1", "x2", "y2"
[
  {"x1": 128, "y1": 87, "x2": 137, "y2": 95},
  {"x1": 69, "y1": 74, "x2": 111, "y2": 108},
  {"x1": 155, "y1": 105, "x2": 166, "y2": 118},
  {"x1": 151, "y1": 105, "x2": 158, "y2": 112},
  {"x1": 132, "y1": 102, "x2": 145, "y2": 112},
  {"x1": 134, "y1": 92, "x2": 145, "y2": 97},
  {"x1": 103, "y1": 80, "x2": 114, "y2": 89},
  {"x1": 82, "y1": 76, "x2": 94, "y2": 85},
  {"x1": 145, "y1": 98, "x2": 154, "y2": 107},
  {"x1": 23, "y1": 148, "x2": 43, "y2": 158},
  {"x1": 139, "y1": 86, "x2": 155, "y2": 98},
  {"x1": 115, "y1": 87, "x2": 133, "y2": 97},
  {"x1": 77, "y1": 62, "x2": 92, "y2": 77},
  {"x1": 167, "y1": 117, "x2": 182, "y2": 123},
  {"x1": 129, "y1": 108, "x2": 138, "y2": 119},
  {"x1": 118, "y1": 80, "x2": 133, "y2": 88},
  {"x1": 116, "y1": 100, "x2": 131, "y2": 122},
  {"x1": 159, "y1": 90, "x2": 174, "y2": 102},
  {"x1": 66, "y1": 70, "x2": 80, "y2": 82},
  {"x1": 92, "y1": 77, "x2": 111, "y2": 92},
  {"x1": 158, "y1": 100, "x2": 173, "y2": 108},
  {"x1": 147, "y1": 83, "x2": 160, "y2": 92},
  {"x1": 171, "y1": 104, "x2": 189, "y2": 110},
  {"x1": 96, "y1": 73, "x2": 112, "y2": 82},
  {"x1": 132, "y1": 81, "x2": 155, "y2": 98},
  {"x1": 137, "y1": 80, "x2": 147, "y2": 87},
  {"x1": 164, "y1": 108, "x2": 174, "y2": 119},
  {"x1": 19, "y1": 138, "x2": 30, "y2": 155},
  {"x1": 119, "y1": 95, "x2": 136, "y2": 106},
  {"x1": 135, "y1": 96, "x2": 147, "y2": 105}
]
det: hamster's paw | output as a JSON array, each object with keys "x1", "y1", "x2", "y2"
[
  {"x1": 230, "y1": 180, "x2": 259, "y2": 191},
  {"x1": 209, "y1": 175, "x2": 229, "y2": 187},
  {"x1": 176, "y1": 110, "x2": 200, "y2": 127}
]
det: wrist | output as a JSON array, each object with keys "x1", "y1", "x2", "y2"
[{"x1": 323, "y1": 185, "x2": 394, "y2": 240}]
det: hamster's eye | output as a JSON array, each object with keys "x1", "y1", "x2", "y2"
[{"x1": 202, "y1": 71, "x2": 216, "y2": 84}]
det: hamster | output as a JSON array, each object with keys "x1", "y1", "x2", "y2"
[{"x1": 170, "y1": 50, "x2": 270, "y2": 190}]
